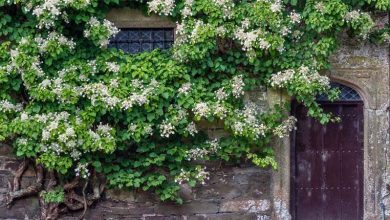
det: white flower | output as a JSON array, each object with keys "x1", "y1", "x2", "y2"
[
  {"x1": 241, "y1": 19, "x2": 250, "y2": 29},
  {"x1": 65, "y1": 127, "x2": 75, "y2": 137},
  {"x1": 186, "y1": 148, "x2": 209, "y2": 160},
  {"x1": 109, "y1": 79, "x2": 119, "y2": 88},
  {"x1": 148, "y1": 0, "x2": 175, "y2": 16},
  {"x1": 213, "y1": 103, "x2": 227, "y2": 119},
  {"x1": 270, "y1": 66, "x2": 330, "y2": 88},
  {"x1": 70, "y1": 149, "x2": 81, "y2": 160},
  {"x1": 178, "y1": 82, "x2": 192, "y2": 95},
  {"x1": 234, "y1": 28, "x2": 260, "y2": 51},
  {"x1": 36, "y1": 32, "x2": 75, "y2": 53},
  {"x1": 231, "y1": 75, "x2": 245, "y2": 98},
  {"x1": 97, "y1": 123, "x2": 112, "y2": 134},
  {"x1": 42, "y1": 130, "x2": 51, "y2": 141},
  {"x1": 273, "y1": 116, "x2": 297, "y2": 138},
  {"x1": 144, "y1": 124, "x2": 153, "y2": 136},
  {"x1": 269, "y1": 69, "x2": 295, "y2": 87},
  {"x1": 208, "y1": 139, "x2": 220, "y2": 153},
  {"x1": 193, "y1": 102, "x2": 210, "y2": 118},
  {"x1": 17, "y1": 138, "x2": 28, "y2": 145},
  {"x1": 185, "y1": 122, "x2": 198, "y2": 136},
  {"x1": 315, "y1": 2, "x2": 325, "y2": 13},
  {"x1": 270, "y1": 1, "x2": 282, "y2": 13},
  {"x1": 233, "y1": 121, "x2": 244, "y2": 134},
  {"x1": 84, "y1": 17, "x2": 119, "y2": 47},
  {"x1": 75, "y1": 163, "x2": 90, "y2": 179},
  {"x1": 160, "y1": 121, "x2": 175, "y2": 138},
  {"x1": 290, "y1": 11, "x2": 301, "y2": 23},
  {"x1": 215, "y1": 88, "x2": 228, "y2": 101},
  {"x1": 106, "y1": 62, "x2": 120, "y2": 73},
  {"x1": 174, "y1": 166, "x2": 209, "y2": 185},
  {"x1": 20, "y1": 113, "x2": 29, "y2": 121},
  {"x1": 216, "y1": 26, "x2": 227, "y2": 36},
  {"x1": 181, "y1": 7, "x2": 192, "y2": 18},
  {"x1": 47, "y1": 121, "x2": 59, "y2": 131},
  {"x1": 58, "y1": 134, "x2": 68, "y2": 143},
  {"x1": 0, "y1": 100, "x2": 23, "y2": 112},
  {"x1": 131, "y1": 79, "x2": 144, "y2": 89},
  {"x1": 344, "y1": 10, "x2": 361, "y2": 22},
  {"x1": 39, "y1": 79, "x2": 52, "y2": 88}
]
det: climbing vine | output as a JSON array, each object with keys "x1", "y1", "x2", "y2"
[{"x1": 0, "y1": 0, "x2": 388, "y2": 218}]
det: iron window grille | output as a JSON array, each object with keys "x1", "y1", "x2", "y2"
[
  {"x1": 316, "y1": 82, "x2": 361, "y2": 101},
  {"x1": 108, "y1": 28, "x2": 174, "y2": 54}
]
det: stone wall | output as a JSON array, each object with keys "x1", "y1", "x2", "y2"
[
  {"x1": 329, "y1": 35, "x2": 390, "y2": 220},
  {"x1": 0, "y1": 151, "x2": 274, "y2": 220}
]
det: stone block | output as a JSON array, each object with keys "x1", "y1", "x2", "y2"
[
  {"x1": 154, "y1": 201, "x2": 219, "y2": 215},
  {"x1": 190, "y1": 213, "x2": 266, "y2": 220},
  {"x1": 105, "y1": 188, "x2": 136, "y2": 202},
  {"x1": 219, "y1": 199, "x2": 271, "y2": 213},
  {"x1": 0, "y1": 197, "x2": 40, "y2": 219},
  {"x1": 106, "y1": 8, "x2": 175, "y2": 28}
]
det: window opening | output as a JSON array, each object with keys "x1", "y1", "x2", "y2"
[{"x1": 109, "y1": 28, "x2": 174, "y2": 53}]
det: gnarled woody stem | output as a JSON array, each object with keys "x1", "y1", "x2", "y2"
[
  {"x1": 5, "y1": 162, "x2": 106, "y2": 220},
  {"x1": 6, "y1": 163, "x2": 44, "y2": 207},
  {"x1": 12, "y1": 159, "x2": 29, "y2": 192}
]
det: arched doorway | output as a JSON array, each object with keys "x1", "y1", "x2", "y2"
[{"x1": 290, "y1": 83, "x2": 364, "y2": 220}]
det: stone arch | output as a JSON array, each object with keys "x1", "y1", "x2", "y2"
[{"x1": 328, "y1": 76, "x2": 372, "y2": 109}]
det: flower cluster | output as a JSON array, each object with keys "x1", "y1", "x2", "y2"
[
  {"x1": 81, "y1": 79, "x2": 158, "y2": 110},
  {"x1": 185, "y1": 122, "x2": 198, "y2": 136},
  {"x1": 231, "y1": 75, "x2": 245, "y2": 98},
  {"x1": 0, "y1": 100, "x2": 23, "y2": 113},
  {"x1": 212, "y1": 0, "x2": 234, "y2": 18},
  {"x1": 31, "y1": 0, "x2": 91, "y2": 28},
  {"x1": 148, "y1": 0, "x2": 175, "y2": 16},
  {"x1": 215, "y1": 88, "x2": 228, "y2": 101},
  {"x1": 75, "y1": 162, "x2": 90, "y2": 179},
  {"x1": 159, "y1": 120, "x2": 175, "y2": 138},
  {"x1": 178, "y1": 82, "x2": 192, "y2": 95},
  {"x1": 270, "y1": 0, "x2": 282, "y2": 13},
  {"x1": 290, "y1": 11, "x2": 301, "y2": 24},
  {"x1": 234, "y1": 28, "x2": 265, "y2": 52},
  {"x1": 181, "y1": 0, "x2": 193, "y2": 18},
  {"x1": 174, "y1": 166, "x2": 209, "y2": 185},
  {"x1": 35, "y1": 32, "x2": 76, "y2": 53},
  {"x1": 273, "y1": 116, "x2": 297, "y2": 138},
  {"x1": 106, "y1": 62, "x2": 120, "y2": 73},
  {"x1": 193, "y1": 102, "x2": 210, "y2": 118},
  {"x1": 270, "y1": 65, "x2": 330, "y2": 88},
  {"x1": 186, "y1": 139, "x2": 220, "y2": 161},
  {"x1": 343, "y1": 10, "x2": 374, "y2": 38},
  {"x1": 15, "y1": 110, "x2": 116, "y2": 166},
  {"x1": 84, "y1": 17, "x2": 119, "y2": 47},
  {"x1": 231, "y1": 102, "x2": 267, "y2": 140}
]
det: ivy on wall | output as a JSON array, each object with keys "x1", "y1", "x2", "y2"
[{"x1": 0, "y1": 0, "x2": 388, "y2": 218}]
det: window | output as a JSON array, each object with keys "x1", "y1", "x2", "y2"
[
  {"x1": 316, "y1": 82, "x2": 362, "y2": 101},
  {"x1": 109, "y1": 28, "x2": 174, "y2": 54}
]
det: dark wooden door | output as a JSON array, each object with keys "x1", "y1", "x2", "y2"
[{"x1": 291, "y1": 101, "x2": 364, "y2": 220}]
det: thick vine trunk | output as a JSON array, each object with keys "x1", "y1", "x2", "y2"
[
  {"x1": 6, "y1": 162, "x2": 44, "y2": 207},
  {"x1": 6, "y1": 160, "x2": 106, "y2": 220}
]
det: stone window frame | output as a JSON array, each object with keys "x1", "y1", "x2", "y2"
[
  {"x1": 106, "y1": 8, "x2": 176, "y2": 53},
  {"x1": 106, "y1": 8, "x2": 176, "y2": 30}
]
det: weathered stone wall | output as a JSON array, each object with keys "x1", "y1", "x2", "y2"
[
  {"x1": 329, "y1": 35, "x2": 390, "y2": 220},
  {"x1": 0, "y1": 150, "x2": 274, "y2": 220}
]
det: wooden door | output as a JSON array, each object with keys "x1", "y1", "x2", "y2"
[{"x1": 291, "y1": 101, "x2": 364, "y2": 220}]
